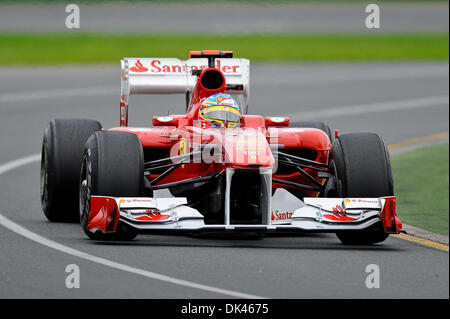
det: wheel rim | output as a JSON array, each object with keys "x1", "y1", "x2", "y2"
[{"x1": 79, "y1": 155, "x2": 90, "y2": 220}]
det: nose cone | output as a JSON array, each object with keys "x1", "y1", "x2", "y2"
[{"x1": 223, "y1": 128, "x2": 275, "y2": 168}]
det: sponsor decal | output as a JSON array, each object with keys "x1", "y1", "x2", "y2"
[
  {"x1": 271, "y1": 210, "x2": 293, "y2": 221},
  {"x1": 348, "y1": 198, "x2": 378, "y2": 204},
  {"x1": 323, "y1": 204, "x2": 356, "y2": 221},
  {"x1": 134, "y1": 209, "x2": 169, "y2": 222},
  {"x1": 179, "y1": 138, "x2": 187, "y2": 168},
  {"x1": 125, "y1": 199, "x2": 154, "y2": 203},
  {"x1": 130, "y1": 60, "x2": 148, "y2": 73},
  {"x1": 132, "y1": 59, "x2": 240, "y2": 74}
]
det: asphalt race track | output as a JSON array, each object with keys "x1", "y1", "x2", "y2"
[{"x1": 0, "y1": 62, "x2": 448, "y2": 298}]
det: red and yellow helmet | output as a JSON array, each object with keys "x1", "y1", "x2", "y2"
[{"x1": 199, "y1": 93, "x2": 241, "y2": 128}]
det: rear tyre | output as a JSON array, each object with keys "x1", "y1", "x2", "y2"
[
  {"x1": 330, "y1": 133, "x2": 393, "y2": 245},
  {"x1": 80, "y1": 131, "x2": 144, "y2": 240},
  {"x1": 40, "y1": 119, "x2": 102, "y2": 222},
  {"x1": 291, "y1": 121, "x2": 333, "y2": 142}
]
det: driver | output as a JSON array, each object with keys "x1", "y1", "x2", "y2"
[{"x1": 199, "y1": 93, "x2": 241, "y2": 128}]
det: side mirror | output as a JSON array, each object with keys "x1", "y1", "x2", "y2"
[
  {"x1": 265, "y1": 117, "x2": 290, "y2": 127},
  {"x1": 152, "y1": 116, "x2": 178, "y2": 127}
]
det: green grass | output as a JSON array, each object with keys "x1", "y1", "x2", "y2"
[
  {"x1": 0, "y1": 33, "x2": 448, "y2": 65},
  {"x1": 392, "y1": 143, "x2": 449, "y2": 235}
]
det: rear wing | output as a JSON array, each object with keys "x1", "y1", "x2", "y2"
[{"x1": 120, "y1": 57, "x2": 250, "y2": 126}]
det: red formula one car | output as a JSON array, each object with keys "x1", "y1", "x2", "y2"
[{"x1": 40, "y1": 50, "x2": 402, "y2": 244}]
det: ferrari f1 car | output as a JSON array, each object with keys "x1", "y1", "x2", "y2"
[{"x1": 40, "y1": 50, "x2": 402, "y2": 244}]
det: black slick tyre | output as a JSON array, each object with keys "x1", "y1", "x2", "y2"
[
  {"x1": 40, "y1": 119, "x2": 102, "y2": 222},
  {"x1": 329, "y1": 132, "x2": 393, "y2": 245},
  {"x1": 79, "y1": 131, "x2": 144, "y2": 240}
]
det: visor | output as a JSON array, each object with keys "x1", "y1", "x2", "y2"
[{"x1": 201, "y1": 105, "x2": 241, "y2": 125}]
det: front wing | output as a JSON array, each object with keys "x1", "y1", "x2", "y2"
[{"x1": 87, "y1": 195, "x2": 402, "y2": 235}]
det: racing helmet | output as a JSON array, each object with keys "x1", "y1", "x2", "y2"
[{"x1": 199, "y1": 93, "x2": 241, "y2": 128}]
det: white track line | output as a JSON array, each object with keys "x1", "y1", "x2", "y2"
[
  {"x1": 0, "y1": 155, "x2": 264, "y2": 299},
  {"x1": 0, "y1": 154, "x2": 40, "y2": 175},
  {"x1": 290, "y1": 95, "x2": 449, "y2": 121}
]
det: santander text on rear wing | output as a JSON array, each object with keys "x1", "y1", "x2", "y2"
[{"x1": 120, "y1": 56, "x2": 250, "y2": 126}]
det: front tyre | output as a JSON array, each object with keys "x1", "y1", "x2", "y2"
[
  {"x1": 330, "y1": 133, "x2": 393, "y2": 245},
  {"x1": 40, "y1": 119, "x2": 102, "y2": 222},
  {"x1": 80, "y1": 131, "x2": 144, "y2": 240}
]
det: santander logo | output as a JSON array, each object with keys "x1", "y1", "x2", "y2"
[
  {"x1": 271, "y1": 210, "x2": 293, "y2": 221},
  {"x1": 130, "y1": 60, "x2": 148, "y2": 72},
  {"x1": 128, "y1": 59, "x2": 240, "y2": 74}
]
